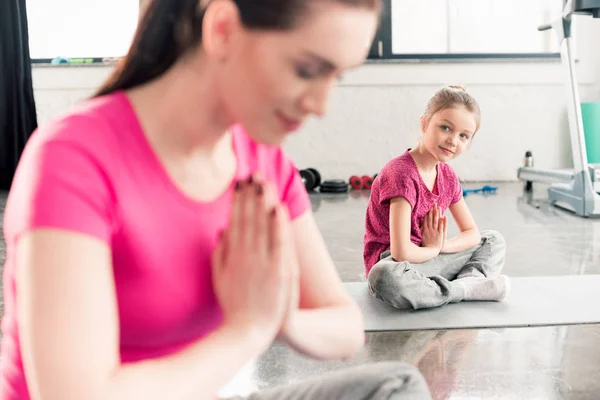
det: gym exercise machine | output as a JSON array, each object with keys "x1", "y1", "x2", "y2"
[{"x1": 517, "y1": 0, "x2": 600, "y2": 217}]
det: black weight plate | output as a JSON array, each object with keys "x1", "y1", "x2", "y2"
[
  {"x1": 307, "y1": 168, "x2": 321, "y2": 188},
  {"x1": 320, "y1": 179, "x2": 349, "y2": 193},
  {"x1": 320, "y1": 186, "x2": 348, "y2": 193},
  {"x1": 300, "y1": 169, "x2": 317, "y2": 191},
  {"x1": 321, "y1": 179, "x2": 347, "y2": 188}
]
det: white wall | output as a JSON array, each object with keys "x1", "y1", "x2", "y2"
[{"x1": 31, "y1": 16, "x2": 600, "y2": 182}]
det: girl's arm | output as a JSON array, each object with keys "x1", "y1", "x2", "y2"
[
  {"x1": 277, "y1": 211, "x2": 365, "y2": 360},
  {"x1": 442, "y1": 198, "x2": 481, "y2": 253},
  {"x1": 17, "y1": 229, "x2": 271, "y2": 400},
  {"x1": 389, "y1": 197, "x2": 441, "y2": 263}
]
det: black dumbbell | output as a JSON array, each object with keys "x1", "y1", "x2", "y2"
[
  {"x1": 307, "y1": 168, "x2": 321, "y2": 188},
  {"x1": 300, "y1": 168, "x2": 322, "y2": 191}
]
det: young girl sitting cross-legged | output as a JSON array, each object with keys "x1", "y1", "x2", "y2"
[{"x1": 364, "y1": 85, "x2": 510, "y2": 310}]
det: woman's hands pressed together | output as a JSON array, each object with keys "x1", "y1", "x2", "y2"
[
  {"x1": 211, "y1": 174, "x2": 298, "y2": 351},
  {"x1": 212, "y1": 172, "x2": 363, "y2": 362}
]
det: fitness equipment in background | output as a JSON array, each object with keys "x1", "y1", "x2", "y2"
[
  {"x1": 299, "y1": 168, "x2": 350, "y2": 193},
  {"x1": 319, "y1": 180, "x2": 350, "y2": 193},
  {"x1": 523, "y1": 151, "x2": 534, "y2": 191},
  {"x1": 463, "y1": 185, "x2": 498, "y2": 196},
  {"x1": 300, "y1": 168, "x2": 321, "y2": 191},
  {"x1": 350, "y1": 174, "x2": 378, "y2": 190},
  {"x1": 300, "y1": 168, "x2": 379, "y2": 193},
  {"x1": 517, "y1": 0, "x2": 600, "y2": 217}
]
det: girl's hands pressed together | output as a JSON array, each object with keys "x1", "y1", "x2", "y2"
[{"x1": 420, "y1": 204, "x2": 447, "y2": 252}]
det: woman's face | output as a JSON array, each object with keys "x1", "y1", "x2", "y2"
[{"x1": 206, "y1": 1, "x2": 379, "y2": 145}]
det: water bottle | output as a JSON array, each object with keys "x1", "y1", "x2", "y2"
[
  {"x1": 524, "y1": 151, "x2": 534, "y2": 192},
  {"x1": 524, "y1": 151, "x2": 534, "y2": 167}
]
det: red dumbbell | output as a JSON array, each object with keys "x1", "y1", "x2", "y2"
[
  {"x1": 362, "y1": 175, "x2": 374, "y2": 190},
  {"x1": 350, "y1": 175, "x2": 363, "y2": 190}
]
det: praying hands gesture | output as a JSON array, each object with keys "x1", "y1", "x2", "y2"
[
  {"x1": 420, "y1": 204, "x2": 447, "y2": 253},
  {"x1": 212, "y1": 172, "x2": 363, "y2": 360}
]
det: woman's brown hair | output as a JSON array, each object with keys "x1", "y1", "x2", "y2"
[{"x1": 95, "y1": 0, "x2": 381, "y2": 97}]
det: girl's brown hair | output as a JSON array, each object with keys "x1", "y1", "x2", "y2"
[
  {"x1": 423, "y1": 85, "x2": 481, "y2": 133},
  {"x1": 95, "y1": 0, "x2": 381, "y2": 98}
]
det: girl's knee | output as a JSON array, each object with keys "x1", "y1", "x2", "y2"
[
  {"x1": 367, "y1": 262, "x2": 410, "y2": 295},
  {"x1": 479, "y1": 230, "x2": 506, "y2": 277},
  {"x1": 367, "y1": 263, "x2": 416, "y2": 309},
  {"x1": 481, "y1": 230, "x2": 506, "y2": 253},
  {"x1": 367, "y1": 264, "x2": 392, "y2": 298}
]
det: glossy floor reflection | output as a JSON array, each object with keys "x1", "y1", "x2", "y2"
[
  {"x1": 218, "y1": 182, "x2": 600, "y2": 400},
  {"x1": 221, "y1": 324, "x2": 600, "y2": 400}
]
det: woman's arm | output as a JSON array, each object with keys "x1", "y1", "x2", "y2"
[
  {"x1": 277, "y1": 211, "x2": 365, "y2": 360},
  {"x1": 389, "y1": 197, "x2": 441, "y2": 263},
  {"x1": 441, "y1": 199, "x2": 481, "y2": 254},
  {"x1": 17, "y1": 229, "x2": 269, "y2": 400}
]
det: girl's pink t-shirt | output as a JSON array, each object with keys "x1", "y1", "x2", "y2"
[
  {"x1": 363, "y1": 150, "x2": 463, "y2": 274},
  {"x1": 0, "y1": 91, "x2": 311, "y2": 399}
]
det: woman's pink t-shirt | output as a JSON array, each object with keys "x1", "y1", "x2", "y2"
[
  {"x1": 0, "y1": 91, "x2": 311, "y2": 399},
  {"x1": 363, "y1": 150, "x2": 463, "y2": 274}
]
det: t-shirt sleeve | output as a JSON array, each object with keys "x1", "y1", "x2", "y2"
[
  {"x1": 377, "y1": 170, "x2": 418, "y2": 209},
  {"x1": 5, "y1": 135, "x2": 115, "y2": 244},
  {"x1": 275, "y1": 151, "x2": 311, "y2": 221},
  {"x1": 448, "y1": 167, "x2": 464, "y2": 205}
]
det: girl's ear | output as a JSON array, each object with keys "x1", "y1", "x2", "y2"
[{"x1": 420, "y1": 115, "x2": 428, "y2": 133}]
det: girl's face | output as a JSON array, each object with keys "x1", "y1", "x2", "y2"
[
  {"x1": 420, "y1": 106, "x2": 477, "y2": 162},
  {"x1": 204, "y1": 1, "x2": 379, "y2": 145}
]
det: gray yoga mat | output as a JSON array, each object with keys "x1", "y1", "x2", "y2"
[{"x1": 345, "y1": 275, "x2": 600, "y2": 331}]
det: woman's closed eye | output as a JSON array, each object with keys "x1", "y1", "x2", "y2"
[
  {"x1": 296, "y1": 64, "x2": 343, "y2": 82},
  {"x1": 296, "y1": 64, "x2": 318, "y2": 79}
]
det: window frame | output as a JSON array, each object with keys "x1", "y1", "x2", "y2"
[
  {"x1": 367, "y1": 0, "x2": 562, "y2": 62},
  {"x1": 28, "y1": 0, "x2": 143, "y2": 65},
  {"x1": 31, "y1": 57, "x2": 116, "y2": 65},
  {"x1": 30, "y1": 0, "x2": 563, "y2": 65}
]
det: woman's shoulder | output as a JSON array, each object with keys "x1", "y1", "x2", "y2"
[
  {"x1": 10, "y1": 93, "x2": 129, "y2": 209},
  {"x1": 4, "y1": 94, "x2": 128, "y2": 244},
  {"x1": 28, "y1": 92, "x2": 128, "y2": 154}
]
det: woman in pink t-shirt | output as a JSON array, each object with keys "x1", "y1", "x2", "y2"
[
  {"x1": 0, "y1": 0, "x2": 432, "y2": 399},
  {"x1": 364, "y1": 86, "x2": 510, "y2": 310}
]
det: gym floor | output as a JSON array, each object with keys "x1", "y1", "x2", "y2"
[{"x1": 1, "y1": 182, "x2": 599, "y2": 399}]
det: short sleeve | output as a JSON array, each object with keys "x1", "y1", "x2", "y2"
[
  {"x1": 377, "y1": 171, "x2": 418, "y2": 209},
  {"x1": 276, "y1": 152, "x2": 311, "y2": 220},
  {"x1": 5, "y1": 136, "x2": 116, "y2": 244},
  {"x1": 448, "y1": 168, "x2": 463, "y2": 205},
  {"x1": 451, "y1": 181, "x2": 463, "y2": 204}
]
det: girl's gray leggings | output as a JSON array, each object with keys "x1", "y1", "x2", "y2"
[{"x1": 367, "y1": 230, "x2": 506, "y2": 310}]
